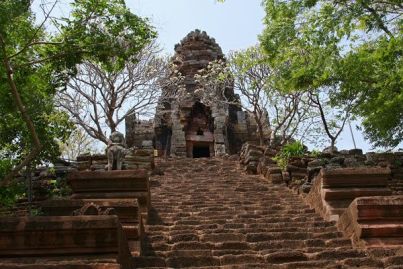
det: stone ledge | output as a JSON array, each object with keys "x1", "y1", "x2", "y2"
[{"x1": 338, "y1": 196, "x2": 403, "y2": 248}]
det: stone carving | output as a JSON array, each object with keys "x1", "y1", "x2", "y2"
[
  {"x1": 107, "y1": 131, "x2": 127, "y2": 170},
  {"x1": 72, "y1": 202, "x2": 117, "y2": 216}
]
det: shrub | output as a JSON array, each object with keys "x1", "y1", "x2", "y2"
[{"x1": 273, "y1": 141, "x2": 307, "y2": 170}]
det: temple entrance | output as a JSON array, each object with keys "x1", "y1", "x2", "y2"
[
  {"x1": 185, "y1": 102, "x2": 214, "y2": 158},
  {"x1": 193, "y1": 145, "x2": 210, "y2": 158}
]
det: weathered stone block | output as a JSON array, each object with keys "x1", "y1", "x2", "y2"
[
  {"x1": 321, "y1": 167, "x2": 391, "y2": 188},
  {"x1": 306, "y1": 167, "x2": 392, "y2": 222},
  {"x1": 0, "y1": 215, "x2": 133, "y2": 269},
  {"x1": 68, "y1": 170, "x2": 150, "y2": 215},
  {"x1": 338, "y1": 196, "x2": 403, "y2": 248}
]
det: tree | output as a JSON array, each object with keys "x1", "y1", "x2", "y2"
[
  {"x1": 260, "y1": 0, "x2": 402, "y2": 148},
  {"x1": 229, "y1": 46, "x2": 318, "y2": 146},
  {"x1": 59, "y1": 127, "x2": 97, "y2": 161},
  {"x1": 308, "y1": 89, "x2": 352, "y2": 150},
  {"x1": 57, "y1": 42, "x2": 167, "y2": 145},
  {"x1": 0, "y1": 0, "x2": 155, "y2": 185},
  {"x1": 195, "y1": 46, "x2": 318, "y2": 146}
]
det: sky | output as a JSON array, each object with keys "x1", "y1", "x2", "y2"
[
  {"x1": 32, "y1": 0, "x2": 393, "y2": 152},
  {"x1": 129, "y1": 0, "x2": 265, "y2": 55}
]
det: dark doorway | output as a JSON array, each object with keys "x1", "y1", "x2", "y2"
[{"x1": 193, "y1": 145, "x2": 210, "y2": 158}]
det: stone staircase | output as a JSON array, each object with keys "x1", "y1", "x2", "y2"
[{"x1": 134, "y1": 158, "x2": 402, "y2": 268}]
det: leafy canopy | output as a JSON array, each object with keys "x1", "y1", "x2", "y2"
[
  {"x1": 260, "y1": 0, "x2": 402, "y2": 148},
  {"x1": 0, "y1": 0, "x2": 156, "y2": 204}
]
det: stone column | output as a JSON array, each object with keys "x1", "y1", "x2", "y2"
[
  {"x1": 170, "y1": 102, "x2": 187, "y2": 156},
  {"x1": 212, "y1": 103, "x2": 229, "y2": 156}
]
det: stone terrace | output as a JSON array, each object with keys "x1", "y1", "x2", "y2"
[{"x1": 135, "y1": 157, "x2": 402, "y2": 268}]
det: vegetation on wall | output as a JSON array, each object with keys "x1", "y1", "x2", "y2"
[{"x1": 273, "y1": 141, "x2": 307, "y2": 170}]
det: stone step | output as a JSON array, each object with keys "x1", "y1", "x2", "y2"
[
  {"x1": 132, "y1": 256, "x2": 166, "y2": 268},
  {"x1": 200, "y1": 233, "x2": 246, "y2": 242},
  {"x1": 137, "y1": 158, "x2": 402, "y2": 269},
  {"x1": 360, "y1": 237, "x2": 403, "y2": 248},
  {"x1": 165, "y1": 256, "x2": 221, "y2": 267},
  {"x1": 360, "y1": 223, "x2": 403, "y2": 238},
  {"x1": 0, "y1": 262, "x2": 122, "y2": 269},
  {"x1": 323, "y1": 187, "x2": 392, "y2": 200},
  {"x1": 310, "y1": 248, "x2": 367, "y2": 260}
]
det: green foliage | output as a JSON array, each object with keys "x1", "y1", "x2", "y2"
[
  {"x1": 0, "y1": 183, "x2": 25, "y2": 208},
  {"x1": 309, "y1": 149, "x2": 321, "y2": 158},
  {"x1": 273, "y1": 141, "x2": 307, "y2": 170},
  {"x1": 260, "y1": 0, "x2": 403, "y2": 148},
  {"x1": 29, "y1": 208, "x2": 43, "y2": 216},
  {"x1": 55, "y1": 0, "x2": 156, "y2": 73},
  {"x1": 0, "y1": 0, "x2": 156, "y2": 180},
  {"x1": 49, "y1": 176, "x2": 72, "y2": 198},
  {"x1": 0, "y1": 159, "x2": 24, "y2": 208}
]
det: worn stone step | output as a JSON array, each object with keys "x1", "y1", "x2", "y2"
[
  {"x1": 132, "y1": 256, "x2": 166, "y2": 268},
  {"x1": 360, "y1": 223, "x2": 403, "y2": 238},
  {"x1": 311, "y1": 248, "x2": 367, "y2": 260},
  {"x1": 323, "y1": 187, "x2": 392, "y2": 200},
  {"x1": 264, "y1": 250, "x2": 308, "y2": 263},
  {"x1": 360, "y1": 237, "x2": 403, "y2": 248},
  {"x1": 212, "y1": 249, "x2": 257, "y2": 256},
  {"x1": 138, "y1": 158, "x2": 393, "y2": 269},
  {"x1": 166, "y1": 256, "x2": 221, "y2": 267},
  {"x1": 171, "y1": 241, "x2": 214, "y2": 250},
  {"x1": 219, "y1": 254, "x2": 265, "y2": 265},
  {"x1": 200, "y1": 233, "x2": 246, "y2": 243}
]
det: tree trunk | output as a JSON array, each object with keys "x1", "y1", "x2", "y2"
[
  {"x1": 330, "y1": 139, "x2": 336, "y2": 153},
  {"x1": 0, "y1": 35, "x2": 42, "y2": 185},
  {"x1": 256, "y1": 121, "x2": 265, "y2": 146}
]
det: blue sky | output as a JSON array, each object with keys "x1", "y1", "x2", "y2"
[
  {"x1": 32, "y1": 0, "x2": 391, "y2": 152},
  {"x1": 130, "y1": 0, "x2": 265, "y2": 54}
]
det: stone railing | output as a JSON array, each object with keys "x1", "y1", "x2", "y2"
[
  {"x1": 306, "y1": 167, "x2": 392, "y2": 221},
  {"x1": 0, "y1": 161, "x2": 153, "y2": 267},
  {"x1": 68, "y1": 170, "x2": 151, "y2": 215},
  {"x1": 338, "y1": 196, "x2": 403, "y2": 248}
]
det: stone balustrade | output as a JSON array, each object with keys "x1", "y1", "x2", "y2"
[
  {"x1": 0, "y1": 215, "x2": 133, "y2": 269},
  {"x1": 306, "y1": 167, "x2": 392, "y2": 221},
  {"x1": 338, "y1": 196, "x2": 403, "y2": 248},
  {"x1": 68, "y1": 170, "x2": 150, "y2": 214}
]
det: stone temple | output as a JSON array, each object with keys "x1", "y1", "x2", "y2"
[{"x1": 126, "y1": 30, "x2": 260, "y2": 157}]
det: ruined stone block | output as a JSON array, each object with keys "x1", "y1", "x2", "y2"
[
  {"x1": 0, "y1": 215, "x2": 133, "y2": 269},
  {"x1": 338, "y1": 196, "x2": 403, "y2": 248},
  {"x1": 306, "y1": 167, "x2": 392, "y2": 222}
]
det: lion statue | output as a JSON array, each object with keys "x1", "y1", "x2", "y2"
[{"x1": 107, "y1": 131, "x2": 127, "y2": 170}]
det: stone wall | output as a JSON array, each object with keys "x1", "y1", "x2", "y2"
[
  {"x1": 125, "y1": 116, "x2": 154, "y2": 149},
  {"x1": 239, "y1": 142, "x2": 403, "y2": 195},
  {"x1": 77, "y1": 149, "x2": 154, "y2": 173}
]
